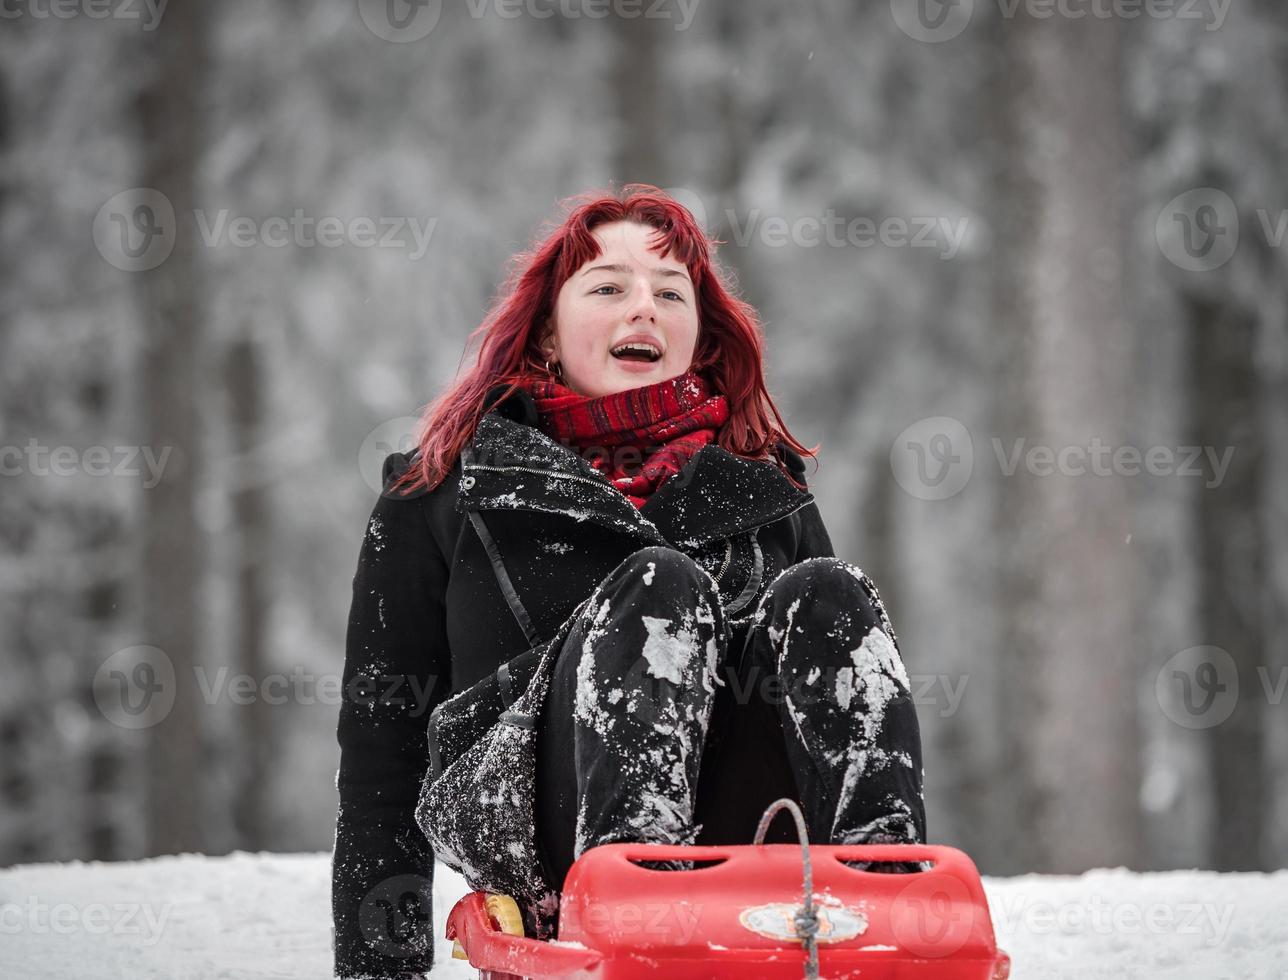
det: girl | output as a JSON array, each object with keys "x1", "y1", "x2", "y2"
[{"x1": 332, "y1": 186, "x2": 925, "y2": 979}]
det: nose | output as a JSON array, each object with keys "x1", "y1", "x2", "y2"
[{"x1": 626, "y1": 278, "x2": 657, "y2": 324}]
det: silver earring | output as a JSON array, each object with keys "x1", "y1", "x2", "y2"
[{"x1": 546, "y1": 359, "x2": 562, "y2": 379}]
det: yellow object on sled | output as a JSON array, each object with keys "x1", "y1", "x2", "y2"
[{"x1": 452, "y1": 893, "x2": 525, "y2": 959}]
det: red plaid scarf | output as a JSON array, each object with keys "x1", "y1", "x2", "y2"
[{"x1": 522, "y1": 371, "x2": 730, "y2": 509}]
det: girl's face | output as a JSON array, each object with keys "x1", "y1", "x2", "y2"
[{"x1": 540, "y1": 220, "x2": 700, "y2": 398}]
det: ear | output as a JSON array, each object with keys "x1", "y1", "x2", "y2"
[{"x1": 537, "y1": 317, "x2": 557, "y2": 359}]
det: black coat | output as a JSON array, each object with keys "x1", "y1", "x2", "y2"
[{"x1": 331, "y1": 384, "x2": 836, "y2": 978}]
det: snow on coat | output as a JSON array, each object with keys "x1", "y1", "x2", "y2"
[{"x1": 332, "y1": 384, "x2": 834, "y2": 977}]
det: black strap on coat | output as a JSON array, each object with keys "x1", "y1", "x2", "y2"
[
  {"x1": 724, "y1": 531, "x2": 765, "y2": 617},
  {"x1": 460, "y1": 448, "x2": 542, "y2": 649}
]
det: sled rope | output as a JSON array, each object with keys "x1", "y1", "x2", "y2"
[{"x1": 753, "y1": 798, "x2": 820, "y2": 980}]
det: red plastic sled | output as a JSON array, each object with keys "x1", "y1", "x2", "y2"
[{"x1": 446, "y1": 800, "x2": 1010, "y2": 980}]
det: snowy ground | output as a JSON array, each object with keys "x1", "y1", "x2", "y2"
[{"x1": 0, "y1": 852, "x2": 1284, "y2": 979}]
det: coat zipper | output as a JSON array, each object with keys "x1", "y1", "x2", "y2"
[
  {"x1": 468, "y1": 461, "x2": 739, "y2": 585},
  {"x1": 464, "y1": 462, "x2": 813, "y2": 573},
  {"x1": 713, "y1": 537, "x2": 733, "y2": 584},
  {"x1": 464, "y1": 462, "x2": 618, "y2": 493}
]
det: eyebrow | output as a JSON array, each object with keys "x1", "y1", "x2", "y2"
[{"x1": 581, "y1": 263, "x2": 690, "y2": 281}]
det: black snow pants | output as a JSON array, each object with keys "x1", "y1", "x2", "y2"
[{"x1": 534, "y1": 546, "x2": 927, "y2": 894}]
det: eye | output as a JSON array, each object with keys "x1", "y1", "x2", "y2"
[
  {"x1": 660, "y1": 289, "x2": 685, "y2": 302},
  {"x1": 591, "y1": 285, "x2": 620, "y2": 296}
]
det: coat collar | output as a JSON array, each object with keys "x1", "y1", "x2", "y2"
[{"x1": 457, "y1": 385, "x2": 813, "y2": 547}]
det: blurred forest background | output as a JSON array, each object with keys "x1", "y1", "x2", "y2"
[{"x1": 1, "y1": 0, "x2": 1286, "y2": 879}]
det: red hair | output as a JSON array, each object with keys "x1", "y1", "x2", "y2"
[{"x1": 390, "y1": 183, "x2": 818, "y2": 496}]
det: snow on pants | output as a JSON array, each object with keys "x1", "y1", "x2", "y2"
[{"x1": 534, "y1": 545, "x2": 927, "y2": 893}]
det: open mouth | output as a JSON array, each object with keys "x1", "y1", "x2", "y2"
[{"x1": 610, "y1": 342, "x2": 663, "y2": 363}]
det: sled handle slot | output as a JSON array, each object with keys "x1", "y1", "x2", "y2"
[
  {"x1": 623, "y1": 856, "x2": 729, "y2": 870},
  {"x1": 827, "y1": 843, "x2": 970, "y2": 876}
]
